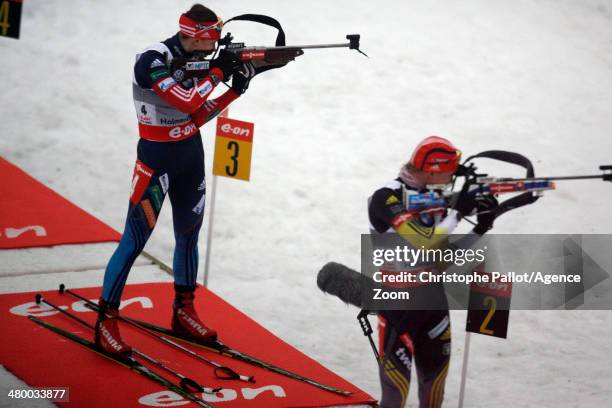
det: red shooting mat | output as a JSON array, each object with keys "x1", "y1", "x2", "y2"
[
  {"x1": 0, "y1": 283, "x2": 376, "y2": 407},
  {"x1": 0, "y1": 157, "x2": 121, "y2": 249}
]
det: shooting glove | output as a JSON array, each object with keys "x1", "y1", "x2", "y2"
[
  {"x1": 210, "y1": 50, "x2": 240, "y2": 81},
  {"x1": 231, "y1": 62, "x2": 256, "y2": 95},
  {"x1": 473, "y1": 195, "x2": 499, "y2": 235},
  {"x1": 453, "y1": 189, "x2": 478, "y2": 217}
]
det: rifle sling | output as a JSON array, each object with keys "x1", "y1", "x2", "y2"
[
  {"x1": 463, "y1": 150, "x2": 539, "y2": 216},
  {"x1": 223, "y1": 14, "x2": 286, "y2": 46}
]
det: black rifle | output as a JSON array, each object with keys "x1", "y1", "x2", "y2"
[
  {"x1": 448, "y1": 151, "x2": 612, "y2": 218},
  {"x1": 171, "y1": 14, "x2": 365, "y2": 81}
]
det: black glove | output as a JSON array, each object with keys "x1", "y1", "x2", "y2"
[
  {"x1": 473, "y1": 195, "x2": 499, "y2": 235},
  {"x1": 453, "y1": 189, "x2": 479, "y2": 217},
  {"x1": 231, "y1": 62, "x2": 257, "y2": 95},
  {"x1": 210, "y1": 50, "x2": 240, "y2": 81}
]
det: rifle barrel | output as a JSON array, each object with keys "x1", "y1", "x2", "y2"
[
  {"x1": 298, "y1": 42, "x2": 353, "y2": 49},
  {"x1": 241, "y1": 43, "x2": 353, "y2": 51},
  {"x1": 497, "y1": 174, "x2": 605, "y2": 182}
]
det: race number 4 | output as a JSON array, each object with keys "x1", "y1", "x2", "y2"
[{"x1": 213, "y1": 117, "x2": 254, "y2": 181}]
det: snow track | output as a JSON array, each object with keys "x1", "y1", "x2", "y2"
[{"x1": 2, "y1": 0, "x2": 611, "y2": 406}]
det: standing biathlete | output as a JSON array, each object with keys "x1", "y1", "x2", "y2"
[
  {"x1": 96, "y1": 4, "x2": 261, "y2": 354},
  {"x1": 368, "y1": 136, "x2": 498, "y2": 407}
]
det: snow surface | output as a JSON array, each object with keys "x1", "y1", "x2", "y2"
[
  {"x1": 0, "y1": 243, "x2": 150, "y2": 276},
  {"x1": 2, "y1": 0, "x2": 612, "y2": 406}
]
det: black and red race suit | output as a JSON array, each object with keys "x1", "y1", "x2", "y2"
[{"x1": 368, "y1": 178, "x2": 456, "y2": 408}]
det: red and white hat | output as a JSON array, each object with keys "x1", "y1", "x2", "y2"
[
  {"x1": 409, "y1": 136, "x2": 461, "y2": 173},
  {"x1": 179, "y1": 14, "x2": 223, "y2": 40}
]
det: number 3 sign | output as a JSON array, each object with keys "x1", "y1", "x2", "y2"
[{"x1": 212, "y1": 117, "x2": 254, "y2": 181}]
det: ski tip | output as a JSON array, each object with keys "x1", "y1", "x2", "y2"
[
  {"x1": 334, "y1": 389, "x2": 353, "y2": 396},
  {"x1": 58, "y1": 283, "x2": 65, "y2": 294},
  {"x1": 35, "y1": 294, "x2": 42, "y2": 304}
]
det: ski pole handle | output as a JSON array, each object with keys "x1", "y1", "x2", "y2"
[
  {"x1": 58, "y1": 284, "x2": 92, "y2": 304},
  {"x1": 357, "y1": 309, "x2": 373, "y2": 336},
  {"x1": 357, "y1": 310, "x2": 380, "y2": 361},
  {"x1": 179, "y1": 377, "x2": 214, "y2": 393},
  {"x1": 214, "y1": 366, "x2": 256, "y2": 383}
]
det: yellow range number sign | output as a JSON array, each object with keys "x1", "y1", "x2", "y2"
[
  {"x1": 0, "y1": 0, "x2": 22, "y2": 39},
  {"x1": 213, "y1": 117, "x2": 254, "y2": 181},
  {"x1": 465, "y1": 271, "x2": 512, "y2": 339}
]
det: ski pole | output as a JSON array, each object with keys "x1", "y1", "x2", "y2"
[
  {"x1": 35, "y1": 294, "x2": 216, "y2": 394},
  {"x1": 357, "y1": 310, "x2": 380, "y2": 361},
  {"x1": 58, "y1": 284, "x2": 255, "y2": 383},
  {"x1": 28, "y1": 316, "x2": 214, "y2": 408}
]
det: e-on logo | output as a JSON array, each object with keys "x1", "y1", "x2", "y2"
[
  {"x1": 169, "y1": 123, "x2": 197, "y2": 139},
  {"x1": 220, "y1": 123, "x2": 251, "y2": 138}
]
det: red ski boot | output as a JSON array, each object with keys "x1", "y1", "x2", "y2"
[
  {"x1": 94, "y1": 299, "x2": 132, "y2": 355},
  {"x1": 172, "y1": 290, "x2": 217, "y2": 342}
]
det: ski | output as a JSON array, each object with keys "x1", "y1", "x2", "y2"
[
  {"x1": 124, "y1": 317, "x2": 353, "y2": 396},
  {"x1": 59, "y1": 284, "x2": 352, "y2": 396},
  {"x1": 28, "y1": 316, "x2": 215, "y2": 408},
  {"x1": 34, "y1": 294, "x2": 215, "y2": 394},
  {"x1": 58, "y1": 285, "x2": 254, "y2": 383}
]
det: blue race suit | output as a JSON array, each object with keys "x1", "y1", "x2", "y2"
[{"x1": 102, "y1": 33, "x2": 239, "y2": 305}]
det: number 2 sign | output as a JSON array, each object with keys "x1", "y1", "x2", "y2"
[
  {"x1": 466, "y1": 268, "x2": 512, "y2": 339},
  {"x1": 212, "y1": 117, "x2": 254, "y2": 181}
]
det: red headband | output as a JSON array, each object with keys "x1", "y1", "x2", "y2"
[{"x1": 179, "y1": 14, "x2": 222, "y2": 40}]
